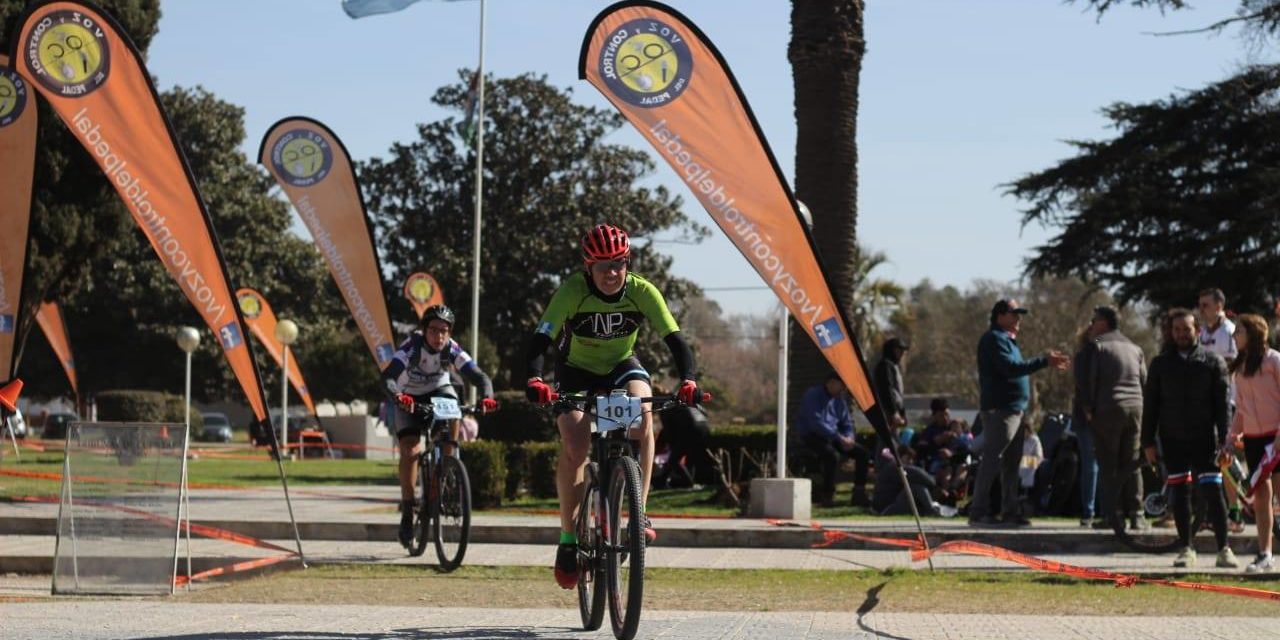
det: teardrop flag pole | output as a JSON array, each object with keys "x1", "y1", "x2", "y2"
[
  {"x1": 11, "y1": 0, "x2": 304, "y2": 564},
  {"x1": 258, "y1": 117, "x2": 396, "y2": 373},
  {"x1": 578, "y1": 0, "x2": 931, "y2": 562}
]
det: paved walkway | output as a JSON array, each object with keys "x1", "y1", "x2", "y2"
[
  {"x1": 2, "y1": 602, "x2": 1277, "y2": 640},
  {"x1": 3, "y1": 483, "x2": 1274, "y2": 578}
]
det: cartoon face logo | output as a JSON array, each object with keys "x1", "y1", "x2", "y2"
[
  {"x1": 270, "y1": 128, "x2": 333, "y2": 187},
  {"x1": 0, "y1": 67, "x2": 28, "y2": 128},
  {"x1": 26, "y1": 10, "x2": 112, "y2": 97},
  {"x1": 405, "y1": 274, "x2": 435, "y2": 305},
  {"x1": 237, "y1": 293, "x2": 263, "y2": 319},
  {"x1": 598, "y1": 18, "x2": 693, "y2": 108}
]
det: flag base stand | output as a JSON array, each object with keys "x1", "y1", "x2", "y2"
[{"x1": 748, "y1": 477, "x2": 811, "y2": 521}]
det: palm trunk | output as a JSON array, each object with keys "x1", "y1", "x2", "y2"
[{"x1": 787, "y1": 0, "x2": 866, "y2": 421}]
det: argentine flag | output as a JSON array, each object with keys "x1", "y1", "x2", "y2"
[{"x1": 342, "y1": 0, "x2": 474, "y2": 18}]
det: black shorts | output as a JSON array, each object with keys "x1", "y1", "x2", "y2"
[
  {"x1": 1244, "y1": 433, "x2": 1277, "y2": 475},
  {"x1": 554, "y1": 356, "x2": 650, "y2": 415},
  {"x1": 394, "y1": 388, "x2": 459, "y2": 439}
]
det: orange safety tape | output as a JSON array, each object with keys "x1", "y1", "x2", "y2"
[
  {"x1": 174, "y1": 553, "x2": 300, "y2": 587},
  {"x1": 770, "y1": 519, "x2": 1280, "y2": 602},
  {"x1": 0, "y1": 468, "x2": 242, "y2": 491},
  {"x1": 9, "y1": 495, "x2": 295, "y2": 554}
]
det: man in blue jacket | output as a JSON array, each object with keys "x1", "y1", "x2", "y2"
[
  {"x1": 794, "y1": 372, "x2": 871, "y2": 507},
  {"x1": 969, "y1": 299, "x2": 1069, "y2": 526}
]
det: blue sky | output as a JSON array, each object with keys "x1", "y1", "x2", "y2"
[{"x1": 145, "y1": 0, "x2": 1263, "y2": 317}]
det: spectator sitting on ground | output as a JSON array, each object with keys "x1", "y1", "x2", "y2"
[
  {"x1": 872, "y1": 446, "x2": 941, "y2": 516},
  {"x1": 912, "y1": 397, "x2": 955, "y2": 472},
  {"x1": 933, "y1": 420, "x2": 973, "y2": 505},
  {"x1": 793, "y1": 372, "x2": 871, "y2": 507}
]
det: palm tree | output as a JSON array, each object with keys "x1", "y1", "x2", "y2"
[{"x1": 786, "y1": 0, "x2": 867, "y2": 419}]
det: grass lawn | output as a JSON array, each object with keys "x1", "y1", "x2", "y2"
[{"x1": 179, "y1": 564, "x2": 1280, "y2": 616}]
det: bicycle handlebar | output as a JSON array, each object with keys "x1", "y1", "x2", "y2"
[{"x1": 544, "y1": 391, "x2": 712, "y2": 405}]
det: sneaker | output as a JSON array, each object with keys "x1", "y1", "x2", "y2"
[
  {"x1": 1217, "y1": 547, "x2": 1240, "y2": 569},
  {"x1": 1129, "y1": 515, "x2": 1151, "y2": 531},
  {"x1": 1173, "y1": 546, "x2": 1197, "y2": 568},
  {"x1": 1079, "y1": 517, "x2": 1095, "y2": 528},
  {"x1": 397, "y1": 509, "x2": 414, "y2": 548},
  {"x1": 641, "y1": 515, "x2": 657, "y2": 544},
  {"x1": 1246, "y1": 553, "x2": 1276, "y2": 574},
  {"x1": 1228, "y1": 517, "x2": 1245, "y2": 534},
  {"x1": 554, "y1": 543, "x2": 579, "y2": 589}
]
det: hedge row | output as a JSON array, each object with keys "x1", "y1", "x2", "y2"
[
  {"x1": 96, "y1": 390, "x2": 204, "y2": 431},
  {"x1": 459, "y1": 420, "x2": 780, "y2": 508}
]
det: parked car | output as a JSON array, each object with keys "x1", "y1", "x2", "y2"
[
  {"x1": 2, "y1": 408, "x2": 27, "y2": 439},
  {"x1": 41, "y1": 412, "x2": 79, "y2": 440},
  {"x1": 199, "y1": 412, "x2": 234, "y2": 443}
]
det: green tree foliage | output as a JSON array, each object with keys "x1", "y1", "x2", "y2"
[
  {"x1": 0, "y1": 0, "x2": 161, "y2": 370},
  {"x1": 360, "y1": 72, "x2": 707, "y2": 386},
  {"x1": 1007, "y1": 65, "x2": 1280, "y2": 313}
]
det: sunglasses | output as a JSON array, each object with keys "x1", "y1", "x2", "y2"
[{"x1": 590, "y1": 259, "x2": 628, "y2": 274}]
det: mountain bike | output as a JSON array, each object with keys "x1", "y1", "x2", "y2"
[
  {"x1": 402, "y1": 396, "x2": 474, "y2": 571},
  {"x1": 549, "y1": 388, "x2": 709, "y2": 640}
]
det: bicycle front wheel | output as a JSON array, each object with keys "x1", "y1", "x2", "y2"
[
  {"x1": 408, "y1": 457, "x2": 429, "y2": 557},
  {"x1": 577, "y1": 462, "x2": 605, "y2": 631},
  {"x1": 606, "y1": 456, "x2": 645, "y2": 640},
  {"x1": 433, "y1": 454, "x2": 472, "y2": 571}
]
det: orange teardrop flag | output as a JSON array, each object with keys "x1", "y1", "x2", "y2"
[
  {"x1": 0, "y1": 53, "x2": 37, "y2": 384},
  {"x1": 11, "y1": 1, "x2": 271, "y2": 422},
  {"x1": 579, "y1": 1, "x2": 891, "y2": 439},
  {"x1": 236, "y1": 288, "x2": 317, "y2": 416},
  {"x1": 34, "y1": 302, "x2": 78, "y2": 398},
  {"x1": 403, "y1": 272, "x2": 444, "y2": 320},
  {"x1": 258, "y1": 117, "x2": 396, "y2": 371}
]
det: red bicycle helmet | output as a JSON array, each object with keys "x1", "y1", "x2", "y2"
[{"x1": 581, "y1": 224, "x2": 631, "y2": 262}]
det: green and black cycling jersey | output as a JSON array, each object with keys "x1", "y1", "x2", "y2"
[{"x1": 526, "y1": 272, "x2": 695, "y2": 381}]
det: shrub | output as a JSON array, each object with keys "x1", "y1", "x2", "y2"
[
  {"x1": 520, "y1": 441, "x2": 560, "y2": 498},
  {"x1": 96, "y1": 390, "x2": 204, "y2": 432},
  {"x1": 460, "y1": 440, "x2": 507, "y2": 508},
  {"x1": 477, "y1": 390, "x2": 557, "y2": 444}
]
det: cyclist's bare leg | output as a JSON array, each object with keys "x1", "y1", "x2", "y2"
[
  {"x1": 445, "y1": 419, "x2": 459, "y2": 457},
  {"x1": 1257, "y1": 476, "x2": 1275, "y2": 555},
  {"x1": 556, "y1": 410, "x2": 592, "y2": 534},
  {"x1": 625, "y1": 378, "x2": 655, "y2": 507},
  {"x1": 398, "y1": 434, "x2": 424, "y2": 503}
]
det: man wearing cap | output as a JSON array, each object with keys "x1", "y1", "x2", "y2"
[
  {"x1": 969, "y1": 299, "x2": 1070, "y2": 526},
  {"x1": 1082, "y1": 305, "x2": 1149, "y2": 532}
]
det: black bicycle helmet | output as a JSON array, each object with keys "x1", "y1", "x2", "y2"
[{"x1": 422, "y1": 304, "x2": 455, "y2": 328}]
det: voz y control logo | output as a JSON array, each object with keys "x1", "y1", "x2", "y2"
[
  {"x1": 0, "y1": 67, "x2": 29, "y2": 127},
  {"x1": 599, "y1": 18, "x2": 693, "y2": 108},
  {"x1": 271, "y1": 128, "x2": 334, "y2": 187},
  {"x1": 237, "y1": 293, "x2": 263, "y2": 319},
  {"x1": 26, "y1": 10, "x2": 111, "y2": 97}
]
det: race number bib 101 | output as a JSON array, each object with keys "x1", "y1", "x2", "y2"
[
  {"x1": 430, "y1": 397, "x2": 462, "y2": 420},
  {"x1": 595, "y1": 394, "x2": 642, "y2": 433}
]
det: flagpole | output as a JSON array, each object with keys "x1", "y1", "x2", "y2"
[{"x1": 468, "y1": 0, "x2": 487, "y2": 404}]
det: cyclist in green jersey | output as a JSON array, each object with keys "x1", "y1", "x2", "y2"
[{"x1": 526, "y1": 224, "x2": 700, "y2": 589}]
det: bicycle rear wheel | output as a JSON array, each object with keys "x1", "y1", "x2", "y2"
[
  {"x1": 577, "y1": 462, "x2": 605, "y2": 631},
  {"x1": 407, "y1": 456, "x2": 429, "y2": 557},
  {"x1": 606, "y1": 456, "x2": 645, "y2": 640},
  {"x1": 433, "y1": 454, "x2": 472, "y2": 571}
]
